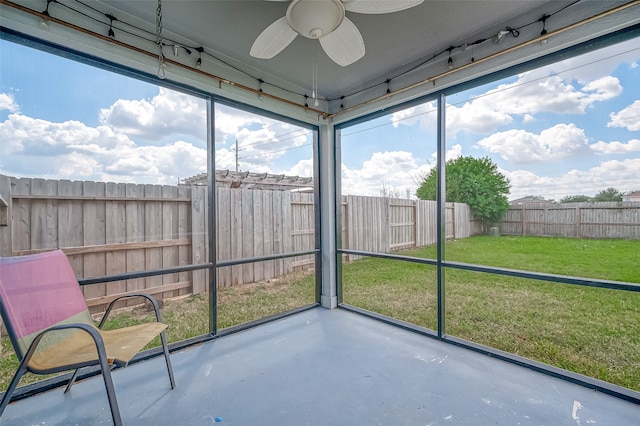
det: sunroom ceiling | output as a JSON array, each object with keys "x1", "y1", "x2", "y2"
[
  {"x1": 2, "y1": 0, "x2": 639, "y2": 119},
  {"x1": 98, "y1": 0, "x2": 552, "y2": 97}
]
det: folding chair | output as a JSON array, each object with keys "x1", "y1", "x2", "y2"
[{"x1": 0, "y1": 249, "x2": 176, "y2": 425}]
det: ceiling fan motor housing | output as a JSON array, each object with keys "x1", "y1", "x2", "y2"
[{"x1": 286, "y1": 0, "x2": 345, "y2": 39}]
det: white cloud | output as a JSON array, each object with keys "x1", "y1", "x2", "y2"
[
  {"x1": 99, "y1": 87, "x2": 207, "y2": 141},
  {"x1": 0, "y1": 88, "x2": 313, "y2": 184},
  {"x1": 0, "y1": 112, "x2": 206, "y2": 184},
  {"x1": 235, "y1": 125, "x2": 310, "y2": 169},
  {"x1": 608, "y1": 100, "x2": 640, "y2": 131},
  {"x1": 430, "y1": 143, "x2": 463, "y2": 164},
  {"x1": 447, "y1": 99, "x2": 512, "y2": 135},
  {"x1": 476, "y1": 74, "x2": 622, "y2": 117},
  {"x1": 215, "y1": 105, "x2": 270, "y2": 145},
  {"x1": 591, "y1": 139, "x2": 640, "y2": 154},
  {"x1": 215, "y1": 147, "x2": 236, "y2": 171},
  {"x1": 505, "y1": 158, "x2": 640, "y2": 200},
  {"x1": 521, "y1": 38, "x2": 640, "y2": 84},
  {"x1": 211, "y1": 104, "x2": 313, "y2": 173},
  {"x1": 341, "y1": 150, "x2": 427, "y2": 196},
  {"x1": 391, "y1": 102, "x2": 437, "y2": 131},
  {"x1": 581, "y1": 76, "x2": 623, "y2": 102},
  {"x1": 0, "y1": 113, "x2": 132, "y2": 156},
  {"x1": 340, "y1": 144, "x2": 467, "y2": 197},
  {"x1": 0, "y1": 92, "x2": 19, "y2": 113},
  {"x1": 475, "y1": 123, "x2": 590, "y2": 164},
  {"x1": 281, "y1": 159, "x2": 314, "y2": 178},
  {"x1": 393, "y1": 74, "x2": 623, "y2": 137}
]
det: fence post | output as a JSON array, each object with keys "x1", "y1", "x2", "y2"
[
  {"x1": 521, "y1": 205, "x2": 526, "y2": 236},
  {"x1": 0, "y1": 175, "x2": 11, "y2": 351},
  {"x1": 574, "y1": 206, "x2": 581, "y2": 238},
  {"x1": 191, "y1": 185, "x2": 207, "y2": 294},
  {"x1": 342, "y1": 196, "x2": 349, "y2": 262},
  {"x1": 0, "y1": 175, "x2": 11, "y2": 257},
  {"x1": 413, "y1": 200, "x2": 419, "y2": 248},
  {"x1": 452, "y1": 203, "x2": 457, "y2": 240},
  {"x1": 384, "y1": 197, "x2": 390, "y2": 252}
]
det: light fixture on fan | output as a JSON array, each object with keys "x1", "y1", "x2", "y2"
[
  {"x1": 250, "y1": 0, "x2": 424, "y2": 67},
  {"x1": 288, "y1": 0, "x2": 344, "y2": 39}
]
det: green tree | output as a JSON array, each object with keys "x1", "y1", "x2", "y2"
[
  {"x1": 560, "y1": 195, "x2": 591, "y2": 203},
  {"x1": 416, "y1": 156, "x2": 510, "y2": 227},
  {"x1": 593, "y1": 187, "x2": 623, "y2": 202}
]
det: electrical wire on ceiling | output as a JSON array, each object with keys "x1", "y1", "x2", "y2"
[
  {"x1": 5, "y1": 0, "x2": 633, "y2": 116},
  {"x1": 332, "y1": 0, "x2": 582, "y2": 106}
]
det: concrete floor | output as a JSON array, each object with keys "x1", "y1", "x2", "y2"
[{"x1": 2, "y1": 307, "x2": 639, "y2": 425}]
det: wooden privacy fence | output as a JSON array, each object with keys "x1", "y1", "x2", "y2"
[
  {"x1": 0, "y1": 174, "x2": 208, "y2": 314},
  {"x1": 0, "y1": 174, "x2": 483, "y2": 313},
  {"x1": 215, "y1": 189, "x2": 316, "y2": 288},
  {"x1": 342, "y1": 195, "x2": 484, "y2": 260},
  {"x1": 500, "y1": 202, "x2": 640, "y2": 239}
]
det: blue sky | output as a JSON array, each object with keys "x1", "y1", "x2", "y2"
[
  {"x1": 1, "y1": 36, "x2": 639, "y2": 200},
  {"x1": 341, "y1": 37, "x2": 640, "y2": 199}
]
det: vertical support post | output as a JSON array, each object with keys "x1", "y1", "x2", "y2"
[
  {"x1": 436, "y1": 93, "x2": 447, "y2": 339},
  {"x1": 207, "y1": 98, "x2": 218, "y2": 334},
  {"x1": 312, "y1": 128, "x2": 322, "y2": 304},
  {"x1": 319, "y1": 123, "x2": 339, "y2": 308}
]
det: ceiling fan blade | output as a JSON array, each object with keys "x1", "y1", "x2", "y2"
[
  {"x1": 319, "y1": 17, "x2": 365, "y2": 67},
  {"x1": 250, "y1": 17, "x2": 298, "y2": 59},
  {"x1": 343, "y1": 0, "x2": 423, "y2": 14}
]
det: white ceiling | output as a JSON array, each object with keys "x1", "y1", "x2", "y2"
[
  {"x1": 99, "y1": 0, "x2": 556, "y2": 98},
  {"x1": 97, "y1": 0, "x2": 564, "y2": 99},
  {"x1": 2, "y1": 0, "x2": 639, "y2": 118}
]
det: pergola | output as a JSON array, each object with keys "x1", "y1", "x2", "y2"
[
  {"x1": 1, "y1": 0, "x2": 639, "y2": 424},
  {"x1": 182, "y1": 171, "x2": 314, "y2": 191}
]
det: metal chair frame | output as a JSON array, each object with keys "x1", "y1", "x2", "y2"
[{"x1": 0, "y1": 252, "x2": 176, "y2": 426}]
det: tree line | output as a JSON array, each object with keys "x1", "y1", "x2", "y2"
[
  {"x1": 414, "y1": 156, "x2": 635, "y2": 230},
  {"x1": 559, "y1": 188, "x2": 626, "y2": 203}
]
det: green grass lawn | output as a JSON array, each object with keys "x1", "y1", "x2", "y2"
[
  {"x1": 343, "y1": 236, "x2": 640, "y2": 391},
  {"x1": 2, "y1": 236, "x2": 638, "y2": 393}
]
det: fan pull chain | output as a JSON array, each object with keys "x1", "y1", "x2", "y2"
[
  {"x1": 312, "y1": 43, "x2": 319, "y2": 107},
  {"x1": 155, "y1": 0, "x2": 166, "y2": 79}
]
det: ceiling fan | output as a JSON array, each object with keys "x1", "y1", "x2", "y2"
[{"x1": 250, "y1": 0, "x2": 424, "y2": 67}]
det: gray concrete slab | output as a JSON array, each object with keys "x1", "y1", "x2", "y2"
[{"x1": 2, "y1": 307, "x2": 639, "y2": 425}]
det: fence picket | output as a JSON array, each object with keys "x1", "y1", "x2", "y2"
[
  {"x1": 105, "y1": 182, "x2": 127, "y2": 301},
  {"x1": 253, "y1": 189, "x2": 265, "y2": 282},
  {"x1": 501, "y1": 202, "x2": 640, "y2": 239},
  {"x1": 125, "y1": 183, "x2": 146, "y2": 302}
]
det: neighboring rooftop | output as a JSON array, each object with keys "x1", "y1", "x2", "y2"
[
  {"x1": 623, "y1": 190, "x2": 640, "y2": 201},
  {"x1": 509, "y1": 195, "x2": 552, "y2": 205}
]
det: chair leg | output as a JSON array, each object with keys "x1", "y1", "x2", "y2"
[
  {"x1": 97, "y1": 350, "x2": 123, "y2": 426},
  {"x1": 160, "y1": 330, "x2": 176, "y2": 389},
  {"x1": 64, "y1": 368, "x2": 81, "y2": 393},
  {"x1": 0, "y1": 358, "x2": 29, "y2": 417}
]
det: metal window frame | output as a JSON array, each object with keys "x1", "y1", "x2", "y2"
[
  {"x1": 0, "y1": 26, "x2": 323, "y2": 338},
  {"x1": 334, "y1": 24, "x2": 640, "y2": 404}
]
